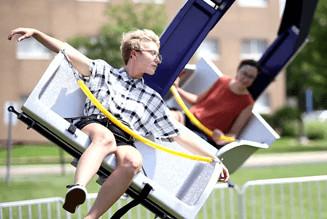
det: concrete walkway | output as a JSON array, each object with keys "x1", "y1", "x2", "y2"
[{"x1": 1, "y1": 151, "x2": 327, "y2": 177}]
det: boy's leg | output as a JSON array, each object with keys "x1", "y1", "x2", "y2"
[
  {"x1": 63, "y1": 123, "x2": 117, "y2": 213},
  {"x1": 85, "y1": 145, "x2": 143, "y2": 219},
  {"x1": 75, "y1": 123, "x2": 117, "y2": 186}
]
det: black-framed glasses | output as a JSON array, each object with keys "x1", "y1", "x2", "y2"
[{"x1": 135, "y1": 49, "x2": 163, "y2": 63}]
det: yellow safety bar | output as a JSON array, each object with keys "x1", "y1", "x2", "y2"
[
  {"x1": 78, "y1": 80, "x2": 213, "y2": 163},
  {"x1": 170, "y1": 85, "x2": 235, "y2": 142}
]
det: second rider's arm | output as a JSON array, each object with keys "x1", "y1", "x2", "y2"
[{"x1": 173, "y1": 77, "x2": 215, "y2": 106}]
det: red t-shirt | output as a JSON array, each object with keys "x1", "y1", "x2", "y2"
[{"x1": 190, "y1": 76, "x2": 254, "y2": 134}]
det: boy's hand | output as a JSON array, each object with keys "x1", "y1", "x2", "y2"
[
  {"x1": 8, "y1": 27, "x2": 35, "y2": 42},
  {"x1": 218, "y1": 163, "x2": 229, "y2": 182}
]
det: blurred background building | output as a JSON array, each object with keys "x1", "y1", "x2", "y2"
[{"x1": 1, "y1": 0, "x2": 286, "y2": 143}]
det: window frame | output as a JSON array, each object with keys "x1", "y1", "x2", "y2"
[
  {"x1": 237, "y1": 0, "x2": 268, "y2": 8},
  {"x1": 240, "y1": 38, "x2": 267, "y2": 60},
  {"x1": 196, "y1": 38, "x2": 220, "y2": 61},
  {"x1": 16, "y1": 37, "x2": 53, "y2": 60}
]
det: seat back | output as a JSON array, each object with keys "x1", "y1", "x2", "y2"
[{"x1": 164, "y1": 57, "x2": 280, "y2": 174}]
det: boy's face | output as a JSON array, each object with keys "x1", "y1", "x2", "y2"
[{"x1": 135, "y1": 41, "x2": 161, "y2": 76}]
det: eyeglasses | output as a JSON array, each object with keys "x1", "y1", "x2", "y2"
[
  {"x1": 240, "y1": 70, "x2": 256, "y2": 80},
  {"x1": 135, "y1": 49, "x2": 163, "y2": 63}
]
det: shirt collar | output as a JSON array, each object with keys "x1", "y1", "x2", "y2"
[{"x1": 119, "y1": 68, "x2": 145, "y2": 87}]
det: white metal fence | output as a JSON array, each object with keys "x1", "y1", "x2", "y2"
[{"x1": 1, "y1": 175, "x2": 327, "y2": 219}]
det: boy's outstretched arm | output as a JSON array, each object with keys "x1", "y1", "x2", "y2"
[
  {"x1": 173, "y1": 133, "x2": 229, "y2": 182},
  {"x1": 8, "y1": 27, "x2": 90, "y2": 77}
]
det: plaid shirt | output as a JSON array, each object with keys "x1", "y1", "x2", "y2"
[{"x1": 80, "y1": 59, "x2": 180, "y2": 140}]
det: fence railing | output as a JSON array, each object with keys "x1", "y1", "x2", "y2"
[
  {"x1": 238, "y1": 175, "x2": 327, "y2": 219},
  {"x1": 1, "y1": 175, "x2": 327, "y2": 219},
  {"x1": 0, "y1": 197, "x2": 70, "y2": 219}
]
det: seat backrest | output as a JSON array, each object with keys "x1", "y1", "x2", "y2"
[{"x1": 164, "y1": 57, "x2": 280, "y2": 174}]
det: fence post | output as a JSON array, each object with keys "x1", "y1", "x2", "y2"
[{"x1": 235, "y1": 186, "x2": 245, "y2": 219}]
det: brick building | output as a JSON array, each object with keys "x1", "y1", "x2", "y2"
[{"x1": 0, "y1": 0, "x2": 285, "y2": 143}]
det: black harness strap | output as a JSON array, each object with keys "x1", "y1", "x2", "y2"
[{"x1": 111, "y1": 183, "x2": 153, "y2": 219}]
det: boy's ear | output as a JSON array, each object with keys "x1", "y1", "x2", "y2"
[{"x1": 130, "y1": 50, "x2": 136, "y2": 58}]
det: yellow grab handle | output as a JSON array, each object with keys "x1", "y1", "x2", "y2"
[
  {"x1": 78, "y1": 80, "x2": 213, "y2": 163},
  {"x1": 170, "y1": 85, "x2": 235, "y2": 142}
]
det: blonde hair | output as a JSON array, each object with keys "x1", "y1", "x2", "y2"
[{"x1": 121, "y1": 29, "x2": 160, "y2": 65}]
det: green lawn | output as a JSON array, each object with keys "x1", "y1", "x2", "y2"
[
  {"x1": 0, "y1": 144, "x2": 73, "y2": 165},
  {"x1": 1, "y1": 137, "x2": 327, "y2": 166},
  {"x1": 254, "y1": 137, "x2": 327, "y2": 154}
]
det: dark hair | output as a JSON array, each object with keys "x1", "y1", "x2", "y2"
[{"x1": 237, "y1": 59, "x2": 262, "y2": 73}]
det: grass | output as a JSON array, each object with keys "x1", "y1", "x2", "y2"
[
  {"x1": 0, "y1": 144, "x2": 73, "y2": 165},
  {"x1": 254, "y1": 137, "x2": 327, "y2": 154},
  {"x1": 1, "y1": 136, "x2": 327, "y2": 166}
]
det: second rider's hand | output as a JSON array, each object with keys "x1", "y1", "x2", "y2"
[
  {"x1": 212, "y1": 129, "x2": 230, "y2": 146},
  {"x1": 8, "y1": 27, "x2": 35, "y2": 42},
  {"x1": 173, "y1": 77, "x2": 181, "y2": 88}
]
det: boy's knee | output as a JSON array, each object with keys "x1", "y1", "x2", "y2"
[
  {"x1": 122, "y1": 156, "x2": 143, "y2": 175},
  {"x1": 93, "y1": 132, "x2": 116, "y2": 152}
]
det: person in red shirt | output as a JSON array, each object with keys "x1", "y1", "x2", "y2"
[{"x1": 171, "y1": 60, "x2": 261, "y2": 149}]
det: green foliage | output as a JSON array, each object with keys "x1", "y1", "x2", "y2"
[
  {"x1": 281, "y1": 121, "x2": 300, "y2": 137},
  {"x1": 273, "y1": 106, "x2": 302, "y2": 126},
  {"x1": 304, "y1": 121, "x2": 327, "y2": 140},
  {"x1": 67, "y1": 0, "x2": 168, "y2": 68},
  {"x1": 260, "y1": 113, "x2": 274, "y2": 128},
  {"x1": 265, "y1": 106, "x2": 302, "y2": 137}
]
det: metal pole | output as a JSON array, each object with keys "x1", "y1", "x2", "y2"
[
  {"x1": 59, "y1": 148, "x2": 65, "y2": 176},
  {"x1": 6, "y1": 109, "x2": 13, "y2": 185}
]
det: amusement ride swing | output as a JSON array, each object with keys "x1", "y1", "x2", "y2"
[{"x1": 8, "y1": 0, "x2": 319, "y2": 218}]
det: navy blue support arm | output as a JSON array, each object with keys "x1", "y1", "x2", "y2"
[
  {"x1": 144, "y1": 0, "x2": 236, "y2": 97},
  {"x1": 248, "y1": 0, "x2": 319, "y2": 100}
]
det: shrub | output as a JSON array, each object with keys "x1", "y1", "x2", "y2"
[
  {"x1": 281, "y1": 121, "x2": 300, "y2": 137},
  {"x1": 260, "y1": 114, "x2": 274, "y2": 128},
  {"x1": 273, "y1": 106, "x2": 302, "y2": 127},
  {"x1": 304, "y1": 121, "x2": 327, "y2": 140},
  {"x1": 269, "y1": 106, "x2": 303, "y2": 137}
]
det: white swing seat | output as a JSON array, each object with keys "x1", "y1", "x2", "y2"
[
  {"x1": 19, "y1": 51, "x2": 223, "y2": 219},
  {"x1": 164, "y1": 57, "x2": 280, "y2": 174}
]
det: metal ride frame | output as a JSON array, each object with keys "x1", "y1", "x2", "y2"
[{"x1": 8, "y1": 0, "x2": 319, "y2": 218}]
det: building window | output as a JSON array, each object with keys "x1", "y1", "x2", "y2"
[
  {"x1": 196, "y1": 38, "x2": 220, "y2": 61},
  {"x1": 238, "y1": 0, "x2": 268, "y2": 7},
  {"x1": 133, "y1": 0, "x2": 165, "y2": 4},
  {"x1": 254, "y1": 92, "x2": 271, "y2": 114},
  {"x1": 240, "y1": 39, "x2": 267, "y2": 60},
  {"x1": 17, "y1": 38, "x2": 52, "y2": 60}
]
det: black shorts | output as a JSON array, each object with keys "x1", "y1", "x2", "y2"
[{"x1": 74, "y1": 115, "x2": 135, "y2": 147}]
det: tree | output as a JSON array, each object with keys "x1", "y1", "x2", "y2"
[
  {"x1": 67, "y1": 0, "x2": 168, "y2": 68},
  {"x1": 286, "y1": 0, "x2": 327, "y2": 112}
]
